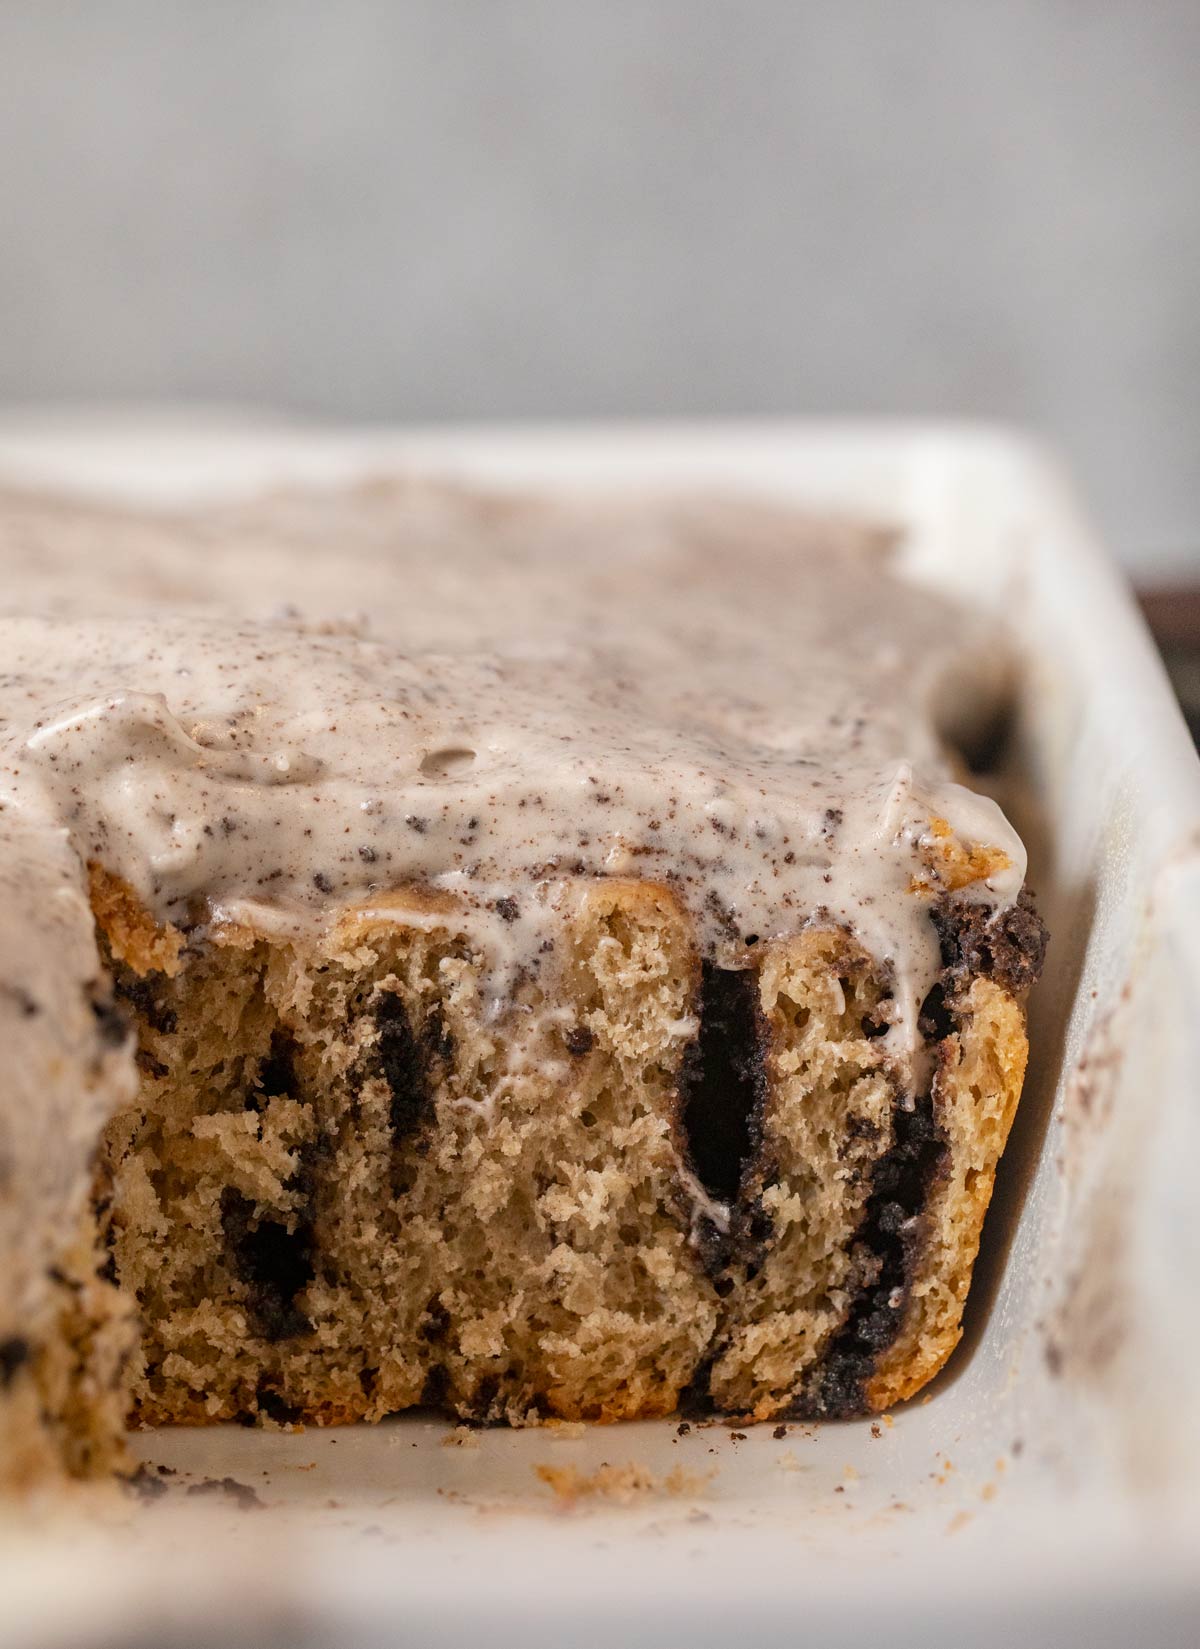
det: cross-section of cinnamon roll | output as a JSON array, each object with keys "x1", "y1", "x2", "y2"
[{"x1": 0, "y1": 479, "x2": 1045, "y2": 1479}]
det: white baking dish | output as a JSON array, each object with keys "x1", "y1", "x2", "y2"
[{"x1": 0, "y1": 418, "x2": 1195, "y2": 1648}]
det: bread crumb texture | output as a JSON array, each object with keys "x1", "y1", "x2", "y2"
[{"x1": 68, "y1": 867, "x2": 1035, "y2": 1452}]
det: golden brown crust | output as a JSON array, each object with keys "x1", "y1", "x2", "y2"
[
  {"x1": 87, "y1": 863, "x2": 184, "y2": 978},
  {"x1": 913, "y1": 816, "x2": 1012, "y2": 894},
  {"x1": 865, "y1": 975, "x2": 1028, "y2": 1408}
]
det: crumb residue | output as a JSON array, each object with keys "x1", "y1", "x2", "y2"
[
  {"x1": 544, "y1": 1421, "x2": 587, "y2": 1442},
  {"x1": 534, "y1": 1460, "x2": 717, "y2": 1507},
  {"x1": 123, "y1": 1463, "x2": 167, "y2": 1501},
  {"x1": 184, "y1": 1475, "x2": 264, "y2": 1510},
  {"x1": 441, "y1": 1426, "x2": 481, "y2": 1449}
]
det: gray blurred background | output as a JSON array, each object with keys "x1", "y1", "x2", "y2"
[{"x1": 0, "y1": 0, "x2": 1197, "y2": 577}]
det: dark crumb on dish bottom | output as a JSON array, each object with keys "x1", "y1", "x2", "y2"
[
  {"x1": 185, "y1": 1476, "x2": 265, "y2": 1510},
  {"x1": 123, "y1": 1463, "x2": 168, "y2": 1501}
]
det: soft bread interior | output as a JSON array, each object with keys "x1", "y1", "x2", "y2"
[
  {"x1": 96, "y1": 877, "x2": 717, "y2": 1426},
  {"x1": 88, "y1": 868, "x2": 1032, "y2": 1435}
]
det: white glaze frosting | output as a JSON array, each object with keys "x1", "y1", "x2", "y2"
[{"x1": 0, "y1": 482, "x2": 1025, "y2": 1063}]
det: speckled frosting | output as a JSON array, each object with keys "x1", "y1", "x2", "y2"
[{"x1": 0, "y1": 480, "x2": 1023, "y2": 1064}]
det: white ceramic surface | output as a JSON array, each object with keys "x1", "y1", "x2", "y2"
[{"x1": 0, "y1": 420, "x2": 1195, "y2": 1648}]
